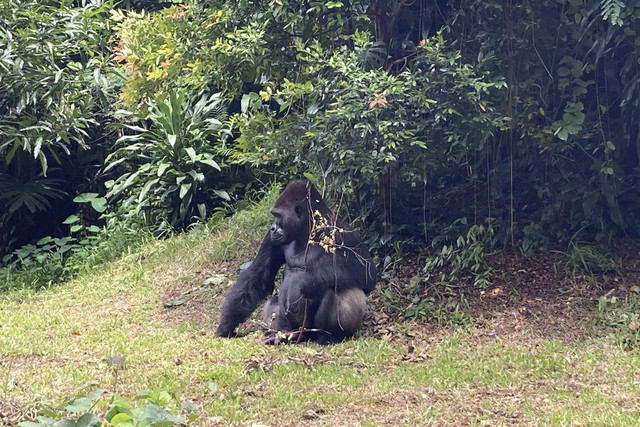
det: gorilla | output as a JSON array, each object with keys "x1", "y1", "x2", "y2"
[{"x1": 215, "y1": 179, "x2": 376, "y2": 344}]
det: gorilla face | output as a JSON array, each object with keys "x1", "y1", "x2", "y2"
[
  {"x1": 269, "y1": 204, "x2": 304, "y2": 245},
  {"x1": 269, "y1": 212, "x2": 287, "y2": 244}
]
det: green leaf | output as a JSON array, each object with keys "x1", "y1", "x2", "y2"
[
  {"x1": 74, "y1": 193, "x2": 107, "y2": 213},
  {"x1": 179, "y1": 183, "x2": 192, "y2": 199},
  {"x1": 181, "y1": 400, "x2": 197, "y2": 413},
  {"x1": 605, "y1": 140, "x2": 616, "y2": 151},
  {"x1": 157, "y1": 163, "x2": 170, "y2": 177},
  {"x1": 19, "y1": 416, "x2": 65, "y2": 427},
  {"x1": 122, "y1": 170, "x2": 142, "y2": 189},
  {"x1": 104, "y1": 157, "x2": 126, "y2": 172},
  {"x1": 33, "y1": 137, "x2": 43, "y2": 160},
  {"x1": 76, "y1": 412, "x2": 101, "y2": 427},
  {"x1": 143, "y1": 404, "x2": 179, "y2": 424},
  {"x1": 185, "y1": 147, "x2": 196, "y2": 163},
  {"x1": 37, "y1": 236, "x2": 53, "y2": 245},
  {"x1": 65, "y1": 397, "x2": 92, "y2": 413},
  {"x1": 167, "y1": 134, "x2": 177, "y2": 148},
  {"x1": 123, "y1": 124, "x2": 150, "y2": 133},
  {"x1": 38, "y1": 151, "x2": 48, "y2": 176},
  {"x1": 213, "y1": 189, "x2": 230, "y2": 201},
  {"x1": 240, "y1": 93, "x2": 251, "y2": 114},
  {"x1": 63, "y1": 215, "x2": 80, "y2": 224},
  {"x1": 109, "y1": 412, "x2": 134, "y2": 426},
  {"x1": 601, "y1": 167, "x2": 614, "y2": 175},
  {"x1": 197, "y1": 158, "x2": 220, "y2": 170},
  {"x1": 139, "y1": 178, "x2": 160, "y2": 202},
  {"x1": 73, "y1": 193, "x2": 100, "y2": 203},
  {"x1": 90, "y1": 197, "x2": 107, "y2": 213}
]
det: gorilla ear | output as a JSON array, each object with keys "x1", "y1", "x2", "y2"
[{"x1": 295, "y1": 205, "x2": 304, "y2": 219}]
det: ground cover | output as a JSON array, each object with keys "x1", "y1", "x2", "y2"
[{"x1": 1, "y1": 212, "x2": 639, "y2": 426}]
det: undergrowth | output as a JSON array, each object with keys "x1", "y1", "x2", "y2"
[
  {"x1": 594, "y1": 286, "x2": 640, "y2": 350},
  {"x1": 18, "y1": 387, "x2": 193, "y2": 427},
  {"x1": 0, "y1": 183, "x2": 281, "y2": 294}
]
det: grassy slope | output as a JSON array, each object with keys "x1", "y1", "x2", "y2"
[{"x1": 1, "y1": 192, "x2": 640, "y2": 426}]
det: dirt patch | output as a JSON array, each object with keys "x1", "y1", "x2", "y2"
[{"x1": 158, "y1": 259, "x2": 238, "y2": 328}]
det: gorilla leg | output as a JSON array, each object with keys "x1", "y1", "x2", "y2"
[
  {"x1": 313, "y1": 288, "x2": 366, "y2": 344},
  {"x1": 262, "y1": 277, "x2": 316, "y2": 344},
  {"x1": 261, "y1": 296, "x2": 279, "y2": 331}
]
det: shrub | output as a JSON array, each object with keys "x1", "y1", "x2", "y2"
[{"x1": 105, "y1": 89, "x2": 231, "y2": 230}]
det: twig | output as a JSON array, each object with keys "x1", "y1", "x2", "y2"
[{"x1": 296, "y1": 299, "x2": 309, "y2": 344}]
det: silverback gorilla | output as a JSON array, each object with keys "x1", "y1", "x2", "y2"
[{"x1": 215, "y1": 179, "x2": 376, "y2": 344}]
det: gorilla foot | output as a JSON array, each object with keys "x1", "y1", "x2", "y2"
[
  {"x1": 262, "y1": 328, "x2": 343, "y2": 345},
  {"x1": 262, "y1": 330, "x2": 299, "y2": 345},
  {"x1": 262, "y1": 327, "x2": 330, "y2": 345}
]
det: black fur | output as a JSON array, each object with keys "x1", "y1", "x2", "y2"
[
  {"x1": 215, "y1": 234, "x2": 284, "y2": 337},
  {"x1": 215, "y1": 180, "x2": 376, "y2": 344}
]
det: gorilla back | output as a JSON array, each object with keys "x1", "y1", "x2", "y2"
[{"x1": 215, "y1": 179, "x2": 376, "y2": 344}]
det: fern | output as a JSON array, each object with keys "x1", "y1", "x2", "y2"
[
  {"x1": 601, "y1": 0, "x2": 624, "y2": 26},
  {"x1": 0, "y1": 173, "x2": 67, "y2": 215},
  {"x1": 357, "y1": 41, "x2": 388, "y2": 70}
]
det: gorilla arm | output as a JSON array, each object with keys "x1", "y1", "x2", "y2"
[{"x1": 215, "y1": 231, "x2": 285, "y2": 337}]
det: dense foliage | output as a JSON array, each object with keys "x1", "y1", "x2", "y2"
[
  {"x1": 1, "y1": 0, "x2": 640, "y2": 288},
  {"x1": 0, "y1": 0, "x2": 120, "y2": 258}
]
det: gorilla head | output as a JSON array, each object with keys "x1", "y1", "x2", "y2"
[{"x1": 269, "y1": 180, "x2": 331, "y2": 245}]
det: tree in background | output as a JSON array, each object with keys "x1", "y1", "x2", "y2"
[{"x1": 0, "y1": 0, "x2": 120, "y2": 257}]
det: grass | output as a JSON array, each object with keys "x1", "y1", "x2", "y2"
[{"x1": 2, "y1": 192, "x2": 640, "y2": 425}]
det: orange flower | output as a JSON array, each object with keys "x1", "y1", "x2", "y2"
[
  {"x1": 125, "y1": 64, "x2": 139, "y2": 77},
  {"x1": 166, "y1": 4, "x2": 189, "y2": 18},
  {"x1": 369, "y1": 92, "x2": 388, "y2": 109},
  {"x1": 112, "y1": 46, "x2": 126, "y2": 63}
]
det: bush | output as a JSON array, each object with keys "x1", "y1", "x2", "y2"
[{"x1": 105, "y1": 89, "x2": 231, "y2": 231}]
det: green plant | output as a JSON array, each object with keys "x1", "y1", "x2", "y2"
[
  {"x1": 0, "y1": 0, "x2": 117, "y2": 175},
  {"x1": 561, "y1": 242, "x2": 619, "y2": 278},
  {"x1": 595, "y1": 287, "x2": 640, "y2": 350},
  {"x1": 105, "y1": 89, "x2": 230, "y2": 230},
  {"x1": 0, "y1": 173, "x2": 67, "y2": 217},
  {"x1": 17, "y1": 388, "x2": 193, "y2": 427},
  {"x1": 0, "y1": 192, "x2": 154, "y2": 291},
  {"x1": 423, "y1": 223, "x2": 496, "y2": 290},
  {"x1": 0, "y1": 0, "x2": 121, "y2": 256},
  {"x1": 0, "y1": 236, "x2": 72, "y2": 290},
  {"x1": 233, "y1": 30, "x2": 508, "y2": 249},
  {"x1": 0, "y1": 172, "x2": 68, "y2": 257},
  {"x1": 521, "y1": 222, "x2": 548, "y2": 257}
]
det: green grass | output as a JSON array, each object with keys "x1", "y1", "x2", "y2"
[{"x1": 2, "y1": 193, "x2": 640, "y2": 425}]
